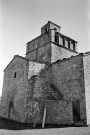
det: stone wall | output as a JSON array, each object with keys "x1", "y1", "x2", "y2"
[
  {"x1": 45, "y1": 100, "x2": 73, "y2": 125},
  {"x1": 23, "y1": 99, "x2": 73, "y2": 125},
  {"x1": 0, "y1": 56, "x2": 29, "y2": 122},
  {"x1": 83, "y1": 53, "x2": 90, "y2": 124},
  {"x1": 26, "y1": 31, "x2": 50, "y2": 55},
  {"x1": 0, "y1": 54, "x2": 87, "y2": 125},
  {"x1": 26, "y1": 31, "x2": 51, "y2": 63},
  {"x1": 28, "y1": 61, "x2": 45, "y2": 79},
  {"x1": 51, "y1": 55, "x2": 86, "y2": 124},
  {"x1": 51, "y1": 43, "x2": 77, "y2": 63},
  {"x1": 37, "y1": 43, "x2": 51, "y2": 63},
  {"x1": 26, "y1": 27, "x2": 78, "y2": 64},
  {"x1": 24, "y1": 54, "x2": 87, "y2": 125}
]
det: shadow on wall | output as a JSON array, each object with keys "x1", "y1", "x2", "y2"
[{"x1": 0, "y1": 115, "x2": 87, "y2": 130}]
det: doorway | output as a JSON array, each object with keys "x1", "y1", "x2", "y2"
[
  {"x1": 8, "y1": 101, "x2": 13, "y2": 119},
  {"x1": 72, "y1": 100, "x2": 80, "y2": 121}
]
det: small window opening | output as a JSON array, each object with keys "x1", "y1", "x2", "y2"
[
  {"x1": 73, "y1": 43, "x2": 75, "y2": 51},
  {"x1": 55, "y1": 33, "x2": 59, "y2": 44},
  {"x1": 63, "y1": 37, "x2": 65, "y2": 46},
  {"x1": 68, "y1": 40, "x2": 70, "y2": 49},
  {"x1": 45, "y1": 27, "x2": 48, "y2": 33},
  {"x1": 71, "y1": 41, "x2": 75, "y2": 52},
  {"x1": 14, "y1": 72, "x2": 17, "y2": 78}
]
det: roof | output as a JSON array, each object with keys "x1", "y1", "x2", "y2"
[
  {"x1": 83, "y1": 51, "x2": 90, "y2": 56},
  {"x1": 50, "y1": 53, "x2": 83, "y2": 66},
  {"x1": 47, "y1": 21, "x2": 61, "y2": 28}
]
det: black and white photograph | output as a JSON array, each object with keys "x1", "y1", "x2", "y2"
[{"x1": 0, "y1": 0, "x2": 90, "y2": 134}]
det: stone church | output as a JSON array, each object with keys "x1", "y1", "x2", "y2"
[{"x1": 0, "y1": 21, "x2": 90, "y2": 127}]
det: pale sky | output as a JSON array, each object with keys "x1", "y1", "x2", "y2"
[{"x1": 0, "y1": 0, "x2": 90, "y2": 96}]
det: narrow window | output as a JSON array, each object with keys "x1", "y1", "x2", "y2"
[
  {"x1": 73, "y1": 43, "x2": 75, "y2": 51},
  {"x1": 55, "y1": 33, "x2": 59, "y2": 44},
  {"x1": 71, "y1": 41, "x2": 75, "y2": 51},
  {"x1": 14, "y1": 72, "x2": 17, "y2": 78},
  {"x1": 63, "y1": 37, "x2": 65, "y2": 46},
  {"x1": 45, "y1": 27, "x2": 48, "y2": 33},
  {"x1": 68, "y1": 40, "x2": 70, "y2": 49}
]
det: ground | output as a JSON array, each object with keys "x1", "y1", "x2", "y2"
[
  {"x1": 0, "y1": 116, "x2": 89, "y2": 135},
  {"x1": 0, "y1": 127, "x2": 90, "y2": 135},
  {"x1": 0, "y1": 117, "x2": 90, "y2": 135}
]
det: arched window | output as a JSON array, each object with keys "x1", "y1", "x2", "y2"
[{"x1": 8, "y1": 101, "x2": 13, "y2": 119}]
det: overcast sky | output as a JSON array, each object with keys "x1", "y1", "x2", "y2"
[{"x1": 0, "y1": 0, "x2": 90, "y2": 96}]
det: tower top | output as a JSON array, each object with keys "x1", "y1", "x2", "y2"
[
  {"x1": 26, "y1": 21, "x2": 78, "y2": 64},
  {"x1": 41, "y1": 21, "x2": 61, "y2": 34}
]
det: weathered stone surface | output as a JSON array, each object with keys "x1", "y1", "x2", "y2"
[
  {"x1": 0, "y1": 56, "x2": 29, "y2": 121},
  {"x1": 26, "y1": 21, "x2": 77, "y2": 64},
  {"x1": 0, "y1": 54, "x2": 87, "y2": 125},
  {"x1": 45, "y1": 100, "x2": 73, "y2": 125},
  {"x1": 51, "y1": 43, "x2": 76, "y2": 63},
  {"x1": 83, "y1": 53, "x2": 90, "y2": 124},
  {"x1": 28, "y1": 61, "x2": 45, "y2": 79},
  {"x1": 20, "y1": 54, "x2": 86, "y2": 125},
  {"x1": 0, "y1": 21, "x2": 88, "y2": 126}
]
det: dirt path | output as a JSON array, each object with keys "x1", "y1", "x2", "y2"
[{"x1": 0, "y1": 127, "x2": 90, "y2": 135}]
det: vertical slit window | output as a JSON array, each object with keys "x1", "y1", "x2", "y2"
[
  {"x1": 55, "y1": 33, "x2": 59, "y2": 44},
  {"x1": 14, "y1": 72, "x2": 17, "y2": 78},
  {"x1": 68, "y1": 40, "x2": 70, "y2": 49},
  {"x1": 45, "y1": 27, "x2": 48, "y2": 33},
  {"x1": 73, "y1": 43, "x2": 75, "y2": 51},
  {"x1": 63, "y1": 37, "x2": 65, "y2": 46}
]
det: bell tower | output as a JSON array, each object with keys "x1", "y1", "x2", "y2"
[
  {"x1": 41, "y1": 21, "x2": 61, "y2": 34},
  {"x1": 26, "y1": 21, "x2": 78, "y2": 63}
]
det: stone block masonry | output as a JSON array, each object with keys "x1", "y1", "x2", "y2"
[
  {"x1": 23, "y1": 54, "x2": 87, "y2": 125},
  {"x1": 83, "y1": 53, "x2": 90, "y2": 124},
  {"x1": 0, "y1": 54, "x2": 87, "y2": 125},
  {"x1": 0, "y1": 55, "x2": 29, "y2": 122},
  {"x1": 0, "y1": 21, "x2": 89, "y2": 127}
]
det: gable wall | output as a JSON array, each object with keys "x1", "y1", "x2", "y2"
[{"x1": 0, "y1": 57, "x2": 29, "y2": 121}]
